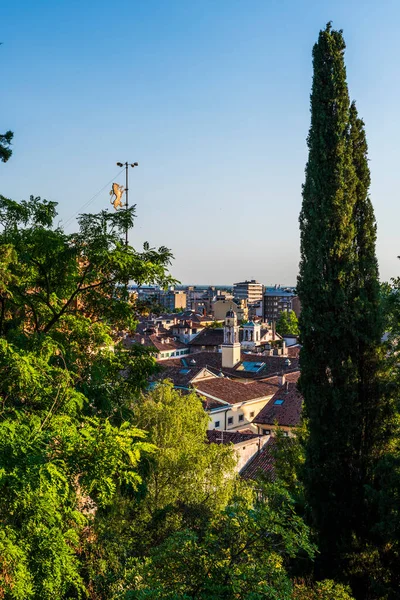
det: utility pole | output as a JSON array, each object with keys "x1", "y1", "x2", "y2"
[{"x1": 116, "y1": 161, "x2": 138, "y2": 246}]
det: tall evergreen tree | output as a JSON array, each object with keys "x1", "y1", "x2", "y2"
[{"x1": 297, "y1": 24, "x2": 388, "y2": 586}]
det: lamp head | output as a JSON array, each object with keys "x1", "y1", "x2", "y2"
[
  {"x1": 131, "y1": 162, "x2": 139, "y2": 167},
  {"x1": 116, "y1": 162, "x2": 124, "y2": 167}
]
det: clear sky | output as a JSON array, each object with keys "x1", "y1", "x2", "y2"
[{"x1": 1, "y1": 0, "x2": 399, "y2": 285}]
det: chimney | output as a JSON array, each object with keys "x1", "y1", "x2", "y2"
[
  {"x1": 285, "y1": 381, "x2": 289, "y2": 393},
  {"x1": 278, "y1": 373, "x2": 286, "y2": 386},
  {"x1": 272, "y1": 320, "x2": 276, "y2": 341}
]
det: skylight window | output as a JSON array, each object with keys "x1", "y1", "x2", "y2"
[
  {"x1": 179, "y1": 368, "x2": 191, "y2": 374},
  {"x1": 237, "y1": 361, "x2": 266, "y2": 373},
  {"x1": 274, "y1": 399, "x2": 284, "y2": 405}
]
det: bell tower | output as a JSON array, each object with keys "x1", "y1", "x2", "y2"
[{"x1": 222, "y1": 308, "x2": 241, "y2": 368}]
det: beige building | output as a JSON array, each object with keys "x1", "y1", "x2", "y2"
[
  {"x1": 194, "y1": 376, "x2": 278, "y2": 433},
  {"x1": 206, "y1": 429, "x2": 270, "y2": 472},
  {"x1": 212, "y1": 298, "x2": 248, "y2": 322},
  {"x1": 233, "y1": 280, "x2": 263, "y2": 305}
]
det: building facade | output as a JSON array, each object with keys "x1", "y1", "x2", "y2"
[
  {"x1": 233, "y1": 280, "x2": 263, "y2": 305},
  {"x1": 263, "y1": 287, "x2": 297, "y2": 322}
]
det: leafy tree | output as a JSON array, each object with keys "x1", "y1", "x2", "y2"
[
  {"x1": 276, "y1": 310, "x2": 299, "y2": 336},
  {"x1": 0, "y1": 196, "x2": 174, "y2": 597},
  {"x1": 293, "y1": 579, "x2": 354, "y2": 599},
  {"x1": 115, "y1": 483, "x2": 315, "y2": 600},
  {"x1": 0, "y1": 130, "x2": 13, "y2": 162},
  {"x1": 297, "y1": 23, "x2": 393, "y2": 592},
  {"x1": 84, "y1": 383, "x2": 238, "y2": 596}
]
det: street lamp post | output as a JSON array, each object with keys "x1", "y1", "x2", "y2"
[{"x1": 116, "y1": 161, "x2": 139, "y2": 246}]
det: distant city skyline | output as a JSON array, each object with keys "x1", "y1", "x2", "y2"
[{"x1": 1, "y1": 0, "x2": 400, "y2": 284}]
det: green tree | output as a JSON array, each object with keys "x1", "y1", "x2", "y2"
[
  {"x1": 116, "y1": 483, "x2": 315, "y2": 600},
  {"x1": 85, "y1": 382, "x2": 238, "y2": 596},
  {"x1": 0, "y1": 196, "x2": 174, "y2": 597},
  {"x1": 0, "y1": 130, "x2": 13, "y2": 162},
  {"x1": 293, "y1": 579, "x2": 354, "y2": 600},
  {"x1": 276, "y1": 310, "x2": 299, "y2": 336},
  {"x1": 297, "y1": 23, "x2": 392, "y2": 592}
]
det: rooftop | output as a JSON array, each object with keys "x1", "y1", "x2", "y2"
[
  {"x1": 155, "y1": 351, "x2": 300, "y2": 381},
  {"x1": 206, "y1": 429, "x2": 260, "y2": 445},
  {"x1": 194, "y1": 377, "x2": 278, "y2": 406},
  {"x1": 240, "y1": 436, "x2": 278, "y2": 481},
  {"x1": 253, "y1": 381, "x2": 303, "y2": 427}
]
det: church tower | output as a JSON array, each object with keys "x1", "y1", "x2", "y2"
[{"x1": 222, "y1": 308, "x2": 241, "y2": 368}]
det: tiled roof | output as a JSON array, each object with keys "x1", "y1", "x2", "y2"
[
  {"x1": 287, "y1": 345, "x2": 301, "y2": 359},
  {"x1": 189, "y1": 327, "x2": 276, "y2": 347},
  {"x1": 194, "y1": 377, "x2": 278, "y2": 405},
  {"x1": 172, "y1": 320, "x2": 205, "y2": 331},
  {"x1": 207, "y1": 429, "x2": 260, "y2": 445},
  {"x1": 266, "y1": 372, "x2": 300, "y2": 386},
  {"x1": 156, "y1": 351, "x2": 299, "y2": 381},
  {"x1": 130, "y1": 332, "x2": 188, "y2": 353},
  {"x1": 188, "y1": 328, "x2": 224, "y2": 346},
  {"x1": 240, "y1": 436, "x2": 278, "y2": 480},
  {"x1": 253, "y1": 382, "x2": 303, "y2": 427}
]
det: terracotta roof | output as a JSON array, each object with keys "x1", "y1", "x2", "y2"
[
  {"x1": 172, "y1": 320, "x2": 205, "y2": 331},
  {"x1": 156, "y1": 351, "x2": 299, "y2": 380},
  {"x1": 207, "y1": 429, "x2": 260, "y2": 445},
  {"x1": 253, "y1": 382, "x2": 303, "y2": 427},
  {"x1": 265, "y1": 372, "x2": 300, "y2": 386},
  {"x1": 288, "y1": 345, "x2": 301, "y2": 359},
  {"x1": 188, "y1": 328, "x2": 224, "y2": 346},
  {"x1": 240, "y1": 436, "x2": 278, "y2": 480},
  {"x1": 194, "y1": 378, "x2": 278, "y2": 405},
  {"x1": 130, "y1": 332, "x2": 188, "y2": 353},
  {"x1": 189, "y1": 328, "x2": 278, "y2": 347}
]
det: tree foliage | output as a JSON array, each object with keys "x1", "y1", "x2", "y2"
[
  {"x1": 297, "y1": 22, "x2": 396, "y2": 596},
  {"x1": 116, "y1": 483, "x2": 315, "y2": 600},
  {"x1": 0, "y1": 130, "x2": 13, "y2": 163},
  {"x1": 0, "y1": 196, "x2": 174, "y2": 597},
  {"x1": 276, "y1": 310, "x2": 299, "y2": 336}
]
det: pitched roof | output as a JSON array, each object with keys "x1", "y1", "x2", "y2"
[
  {"x1": 265, "y1": 372, "x2": 300, "y2": 386},
  {"x1": 189, "y1": 327, "x2": 277, "y2": 347},
  {"x1": 287, "y1": 345, "x2": 301, "y2": 359},
  {"x1": 240, "y1": 436, "x2": 278, "y2": 480},
  {"x1": 156, "y1": 351, "x2": 299, "y2": 381},
  {"x1": 130, "y1": 332, "x2": 188, "y2": 353},
  {"x1": 253, "y1": 382, "x2": 303, "y2": 427},
  {"x1": 194, "y1": 377, "x2": 278, "y2": 405},
  {"x1": 172, "y1": 320, "x2": 205, "y2": 331},
  {"x1": 188, "y1": 328, "x2": 224, "y2": 346},
  {"x1": 206, "y1": 429, "x2": 260, "y2": 445}
]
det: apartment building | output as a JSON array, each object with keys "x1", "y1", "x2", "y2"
[
  {"x1": 263, "y1": 287, "x2": 298, "y2": 322},
  {"x1": 233, "y1": 280, "x2": 263, "y2": 305}
]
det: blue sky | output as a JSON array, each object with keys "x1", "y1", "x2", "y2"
[{"x1": 1, "y1": 0, "x2": 399, "y2": 285}]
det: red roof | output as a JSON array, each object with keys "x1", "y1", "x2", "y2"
[
  {"x1": 241, "y1": 436, "x2": 278, "y2": 480},
  {"x1": 194, "y1": 378, "x2": 278, "y2": 405},
  {"x1": 206, "y1": 429, "x2": 260, "y2": 445},
  {"x1": 253, "y1": 382, "x2": 303, "y2": 427}
]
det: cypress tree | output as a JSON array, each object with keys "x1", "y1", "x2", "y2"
[{"x1": 297, "y1": 23, "x2": 386, "y2": 581}]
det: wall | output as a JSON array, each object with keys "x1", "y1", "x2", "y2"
[{"x1": 208, "y1": 395, "x2": 275, "y2": 432}]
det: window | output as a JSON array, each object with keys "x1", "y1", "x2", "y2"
[
  {"x1": 238, "y1": 414, "x2": 244, "y2": 422},
  {"x1": 263, "y1": 429, "x2": 271, "y2": 435},
  {"x1": 250, "y1": 411, "x2": 255, "y2": 418},
  {"x1": 215, "y1": 421, "x2": 220, "y2": 428},
  {"x1": 274, "y1": 399, "x2": 284, "y2": 405},
  {"x1": 283, "y1": 431, "x2": 289, "y2": 437},
  {"x1": 228, "y1": 416, "x2": 233, "y2": 425}
]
